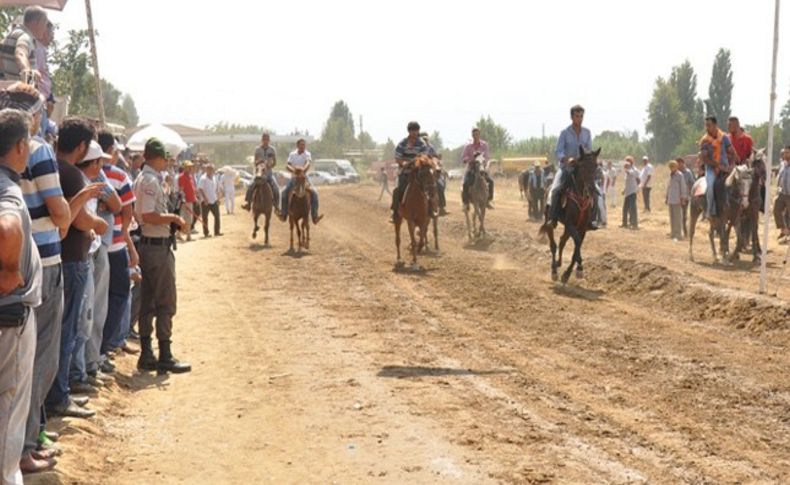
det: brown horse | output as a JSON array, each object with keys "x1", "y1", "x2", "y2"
[
  {"x1": 395, "y1": 155, "x2": 437, "y2": 270},
  {"x1": 539, "y1": 147, "x2": 601, "y2": 284},
  {"x1": 288, "y1": 168, "x2": 311, "y2": 253},
  {"x1": 688, "y1": 166, "x2": 743, "y2": 264},
  {"x1": 251, "y1": 164, "x2": 273, "y2": 246},
  {"x1": 464, "y1": 154, "x2": 489, "y2": 241}
]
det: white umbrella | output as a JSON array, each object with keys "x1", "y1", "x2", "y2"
[
  {"x1": 127, "y1": 124, "x2": 188, "y2": 157},
  {"x1": 0, "y1": 0, "x2": 68, "y2": 10}
]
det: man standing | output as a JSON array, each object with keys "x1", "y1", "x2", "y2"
[
  {"x1": 198, "y1": 164, "x2": 221, "y2": 238},
  {"x1": 639, "y1": 156, "x2": 654, "y2": 213},
  {"x1": 391, "y1": 122, "x2": 428, "y2": 222},
  {"x1": 460, "y1": 128, "x2": 495, "y2": 210},
  {"x1": 219, "y1": 166, "x2": 238, "y2": 215},
  {"x1": 280, "y1": 139, "x2": 323, "y2": 224},
  {"x1": 242, "y1": 133, "x2": 279, "y2": 214},
  {"x1": 678, "y1": 157, "x2": 696, "y2": 238},
  {"x1": 666, "y1": 160, "x2": 688, "y2": 241},
  {"x1": 605, "y1": 160, "x2": 618, "y2": 208},
  {"x1": 45, "y1": 117, "x2": 106, "y2": 420},
  {"x1": 699, "y1": 116, "x2": 736, "y2": 218},
  {"x1": 621, "y1": 156, "x2": 640, "y2": 229},
  {"x1": 133, "y1": 138, "x2": 191, "y2": 374},
  {"x1": 177, "y1": 161, "x2": 197, "y2": 241},
  {"x1": 549, "y1": 105, "x2": 598, "y2": 229},
  {"x1": 97, "y1": 130, "x2": 138, "y2": 362},
  {"x1": 0, "y1": 109, "x2": 41, "y2": 485},
  {"x1": 528, "y1": 162, "x2": 546, "y2": 220},
  {"x1": 728, "y1": 116, "x2": 753, "y2": 166},
  {"x1": 3, "y1": 85, "x2": 68, "y2": 473},
  {"x1": 0, "y1": 7, "x2": 48, "y2": 83},
  {"x1": 774, "y1": 150, "x2": 790, "y2": 241},
  {"x1": 377, "y1": 167, "x2": 390, "y2": 201}
]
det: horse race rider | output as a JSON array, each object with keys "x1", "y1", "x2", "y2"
[
  {"x1": 461, "y1": 128, "x2": 495, "y2": 210},
  {"x1": 547, "y1": 104, "x2": 601, "y2": 230},
  {"x1": 699, "y1": 116, "x2": 736, "y2": 218},
  {"x1": 280, "y1": 138, "x2": 323, "y2": 225},
  {"x1": 242, "y1": 132, "x2": 280, "y2": 215},
  {"x1": 390, "y1": 121, "x2": 429, "y2": 223},
  {"x1": 421, "y1": 131, "x2": 448, "y2": 216}
]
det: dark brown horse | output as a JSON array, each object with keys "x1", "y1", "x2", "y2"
[
  {"x1": 539, "y1": 147, "x2": 601, "y2": 284},
  {"x1": 251, "y1": 164, "x2": 273, "y2": 246},
  {"x1": 288, "y1": 168, "x2": 311, "y2": 253},
  {"x1": 688, "y1": 165, "x2": 745, "y2": 264},
  {"x1": 395, "y1": 155, "x2": 437, "y2": 270},
  {"x1": 732, "y1": 150, "x2": 765, "y2": 263}
]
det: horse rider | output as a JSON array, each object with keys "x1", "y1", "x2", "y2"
[
  {"x1": 390, "y1": 121, "x2": 429, "y2": 223},
  {"x1": 547, "y1": 104, "x2": 600, "y2": 230},
  {"x1": 421, "y1": 131, "x2": 448, "y2": 216},
  {"x1": 242, "y1": 132, "x2": 280, "y2": 215},
  {"x1": 461, "y1": 128, "x2": 495, "y2": 210},
  {"x1": 727, "y1": 116, "x2": 752, "y2": 166},
  {"x1": 280, "y1": 138, "x2": 323, "y2": 225},
  {"x1": 699, "y1": 116, "x2": 736, "y2": 218}
]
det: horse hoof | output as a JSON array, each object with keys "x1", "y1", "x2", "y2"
[
  {"x1": 576, "y1": 270, "x2": 584, "y2": 279},
  {"x1": 551, "y1": 272, "x2": 559, "y2": 282},
  {"x1": 561, "y1": 274, "x2": 571, "y2": 285}
]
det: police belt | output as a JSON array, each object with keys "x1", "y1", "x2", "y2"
[
  {"x1": 0, "y1": 302, "x2": 29, "y2": 328},
  {"x1": 139, "y1": 236, "x2": 172, "y2": 247}
]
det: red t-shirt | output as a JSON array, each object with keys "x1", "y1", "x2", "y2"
[
  {"x1": 178, "y1": 172, "x2": 197, "y2": 203},
  {"x1": 730, "y1": 130, "x2": 753, "y2": 164}
]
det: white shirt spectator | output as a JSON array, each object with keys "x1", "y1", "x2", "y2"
[
  {"x1": 288, "y1": 150, "x2": 312, "y2": 169},
  {"x1": 198, "y1": 174, "x2": 219, "y2": 204},
  {"x1": 624, "y1": 167, "x2": 640, "y2": 197},
  {"x1": 640, "y1": 163, "x2": 655, "y2": 188}
]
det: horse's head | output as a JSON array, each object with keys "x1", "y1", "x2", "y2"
[
  {"x1": 292, "y1": 168, "x2": 307, "y2": 196},
  {"x1": 576, "y1": 146, "x2": 601, "y2": 186},
  {"x1": 726, "y1": 164, "x2": 753, "y2": 209},
  {"x1": 414, "y1": 155, "x2": 437, "y2": 195}
]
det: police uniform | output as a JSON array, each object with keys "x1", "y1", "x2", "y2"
[{"x1": 133, "y1": 139, "x2": 190, "y2": 374}]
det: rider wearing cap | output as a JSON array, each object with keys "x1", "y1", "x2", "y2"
[{"x1": 390, "y1": 121, "x2": 429, "y2": 222}]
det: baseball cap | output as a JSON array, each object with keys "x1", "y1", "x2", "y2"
[
  {"x1": 144, "y1": 138, "x2": 167, "y2": 159},
  {"x1": 80, "y1": 140, "x2": 112, "y2": 163}
]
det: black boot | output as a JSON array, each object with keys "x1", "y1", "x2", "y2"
[
  {"x1": 137, "y1": 337, "x2": 158, "y2": 371},
  {"x1": 157, "y1": 340, "x2": 192, "y2": 374}
]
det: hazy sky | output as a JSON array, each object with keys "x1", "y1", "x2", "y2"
[{"x1": 50, "y1": 0, "x2": 789, "y2": 147}]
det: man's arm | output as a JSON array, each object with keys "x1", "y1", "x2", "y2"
[
  {"x1": 72, "y1": 205, "x2": 103, "y2": 232},
  {"x1": 67, "y1": 183, "x2": 106, "y2": 224},
  {"x1": 44, "y1": 195, "x2": 71, "y2": 232},
  {"x1": 0, "y1": 211, "x2": 24, "y2": 295},
  {"x1": 554, "y1": 131, "x2": 567, "y2": 164},
  {"x1": 141, "y1": 211, "x2": 184, "y2": 227},
  {"x1": 14, "y1": 38, "x2": 33, "y2": 74}
]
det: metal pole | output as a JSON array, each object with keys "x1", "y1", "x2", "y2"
[
  {"x1": 85, "y1": 0, "x2": 106, "y2": 127},
  {"x1": 760, "y1": 0, "x2": 781, "y2": 294}
]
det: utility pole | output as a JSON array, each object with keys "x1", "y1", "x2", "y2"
[
  {"x1": 85, "y1": 0, "x2": 106, "y2": 127},
  {"x1": 359, "y1": 114, "x2": 364, "y2": 161}
]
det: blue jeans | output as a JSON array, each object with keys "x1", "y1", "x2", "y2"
[
  {"x1": 69, "y1": 257, "x2": 94, "y2": 384},
  {"x1": 281, "y1": 178, "x2": 319, "y2": 220},
  {"x1": 102, "y1": 248, "x2": 130, "y2": 354},
  {"x1": 705, "y1": 166, "x2": 716, "y2": 217},
  {"x1": 46, "y1": 260, "x2": 89, "y2": 409}
]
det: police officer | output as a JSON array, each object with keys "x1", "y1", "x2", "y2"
[{"x1": 133, "y1": 138, "x2": 191, "y2": 374}]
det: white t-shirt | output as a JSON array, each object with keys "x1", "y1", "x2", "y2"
[
  {"x1": 220, "y1": 167, "x2": 237, "y2": 189},
  {"x1": 198, "y1": 175, "x2": 219, "y2": 204},
  {"x1": 287, "y1": 150, "x2": 312, "y2": 169},
  {"x1": 640, "y1": 163, "x2": 654, "y2": 188}
]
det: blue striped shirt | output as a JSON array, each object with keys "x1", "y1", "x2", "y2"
[{"x1": 20, "y1": 137, "x2": 63, "y2": 267}]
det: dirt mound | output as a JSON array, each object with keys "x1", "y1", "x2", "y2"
[{"x1": 586, "y1": 252, "x2": 790, "y2": 333}]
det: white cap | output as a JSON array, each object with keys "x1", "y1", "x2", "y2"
[
  {"x1": 81, "y1": 140, "x2": 112, "y2": 163},
  {"x1": 642, "y1": 155, "x2": 649, "y2": 161}
]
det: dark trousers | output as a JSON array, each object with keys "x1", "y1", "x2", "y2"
[
  {"x1": 191, "y1": 202, "x2": 200, "y2": 231},
  {"x1": 642, "y1": 187, "x2": 652, "y2": 212},
  {"x1": 201, "y1": 201, "x2": 221, "y2": 235},
  {"x1": 138, "y1": 243, "x2": 176, "y2": 342},
  {"x1": 391, "y1": 172, "x2": 409, "y2": 212},
  {"x1": 622, "y1": 193, "x2": 638, "y2": 228},
  {"x1": 101, "y1": 248, "x2": 130, "y2": 354}
]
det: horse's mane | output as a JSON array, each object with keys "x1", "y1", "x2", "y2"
[{"x1": 414, "y1": 155, "x2": 435, "y2": 169}]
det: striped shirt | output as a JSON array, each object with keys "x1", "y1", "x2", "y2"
[
  {"x1": 102, "y1": 164, "x2": 136, "y2": 252},
  {"x1": 20, "y1": 137, "x2": 63, "y2": 267},
  {"x1": 0, "y1": 26, "x2": 36, "y2": 81}
]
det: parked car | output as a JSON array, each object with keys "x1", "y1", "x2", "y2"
[
  {"x1": 312, "y1": 159, "x2": 360, "y2": 183},
  {"x1": 308, "y1": 171, "x2": 342, "y2": 186},
  {"x1": 447, "y1": 168, "x2": 464, "y2": 180}
]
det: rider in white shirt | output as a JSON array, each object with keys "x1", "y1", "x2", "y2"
[{"x1": 280, "y1": 139, "x2": 323, "y2": 224}]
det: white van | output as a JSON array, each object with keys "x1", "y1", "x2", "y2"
[{"x1": 312, "y1": 159, "x2": 360, "y2": 183}]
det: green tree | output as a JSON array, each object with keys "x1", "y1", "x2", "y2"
[
  {"x1": 358, "y1": 131, "x2": 376, "y2": 150},
  {"x1": 380, "y1": 138, "x2": 396, "y2": 160},
  {"x1": 319, "y1": 100, "x2": 356, "y2": 157},
  {"x1": 746, "y1": 121, "x2": 782, "y2": 162},
  {"x1": 429, "y1": 130, "x2": 444, "y2": 152},
  {"x1": 669, "y1": 60, "x2": 704, "y2": 127},
  {"x1": 0, "y1": 8, "x2": 23, "y2": 36},
  {"x1": 475, "y1": 115, "x2": 511, "y2": 154},
  {"x1": 779, "y1": 88, "x2": 790, "y2": 148},
  {"x1": 121, "y1": 94, "x2": 139, "y2": 126},
  {"x1": 593, "y1": 130, "x2": 647, "y2": 161},
  {"x1": 646, "y1": 77, "x2": 686, "y2": 162},
  {"x1": 705, "y1": 48, "x2": 733, "y2": 124}
]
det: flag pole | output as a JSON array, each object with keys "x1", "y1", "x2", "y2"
[
  {"x1": 760, "y1": 0, "x2": 781, "y2": 294},
  {"x1": 84, "y1": 0, "x2": 105, "y2": 127}
]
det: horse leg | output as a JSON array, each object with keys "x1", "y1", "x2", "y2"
[
  {"x1": 264, "y1": 213, "x2": 270, "y2": 247},
  {"x1": 548, "y1": 229, "x2": 559, "y2": 281},
  {"x1": 576, "y1": 231, "x2": 587, "y2": 279},
  {"x1": 433, "y1": 216, "x2": 439, "y2": 251},
  {"x1": 252, "y1": 212, "x2": 259, "y2": 239},
  {"x1": 557, "y1": 230, "x2": 570, "y2": 278},
  {"x1": 289, "y1": 217, "x2": 295, "y2": 252},
  {"x1": 304, "y1": 219, "x2": 310, "y2": 250},
  {"x1": 464, "y1": 207, "x2": 473, "y2": 240},
  {"x1": 479, "y1": 206, "x2": 486, "y2": 236},
  {"x1": 689, "y1": 205, "x2": 700, "y2": 261},
  {"x1": 407, "y1": 220, "x2": 418, "y2": 267},
  {"x1": 562, "y1": 229, "x2": 580, "y2": 284},
  {"x1": 708, "y1": 221, "x2": 718, "y2": 263},
  {"x1": 395, "y1": 218, "x2": 402, "y2": 264},
  {"x1": 751, "y1": 210, "x2": 762, "y2": 263}
]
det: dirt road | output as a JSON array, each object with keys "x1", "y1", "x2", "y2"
[{"x1": 33, "y1": 181, "x2": 790, "y2": 484}]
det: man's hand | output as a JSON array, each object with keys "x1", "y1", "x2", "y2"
[
  {"x1": 171, "y1": 215, "x2": 186, "y2": 229},
  {"x1": 79, "y1": 182, "x2": 108, "y2": 200},
  {"x1": 0, "y1": 269, "x2": 23, "y2": 295}
]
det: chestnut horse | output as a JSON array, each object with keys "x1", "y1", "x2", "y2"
[
  {"x1": 538, "y1": 147, "x2": 601, "y2": 284},
  {"x1": 288, "y1": 168, "x2": 311, "y2": 252},
  {"x1": 395, "y1": 155, "x2": 437, "y2": 269},
  {"x1": 251, "y1": 163, "x2": 273, "y2": 246}
]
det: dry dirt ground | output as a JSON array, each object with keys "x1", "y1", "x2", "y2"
[{"x1": 27, "y1": 177, "x2": 790, "y2": 484}]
